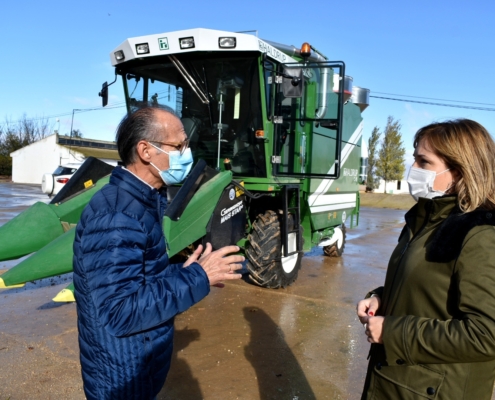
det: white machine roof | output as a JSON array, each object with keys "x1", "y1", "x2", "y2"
[{"x1": 110, "y1": 28, "x2": 297, "y2": 66}]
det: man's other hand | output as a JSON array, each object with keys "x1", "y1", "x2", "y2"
[{"x1": 184, "y1": 243, "x2": 243, "y2": 286}]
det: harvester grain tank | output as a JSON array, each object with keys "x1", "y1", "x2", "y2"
[{"x1": 0, "y1": 28, "x2": 369, "y2": 299}]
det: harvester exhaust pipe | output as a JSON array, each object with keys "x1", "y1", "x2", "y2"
[{"x1": 315, "y1": 67, "x2": 330, "y2": 119}]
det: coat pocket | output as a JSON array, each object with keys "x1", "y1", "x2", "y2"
[{"x1": 371, "y1": 363, "x2": 444, "y2": 399}]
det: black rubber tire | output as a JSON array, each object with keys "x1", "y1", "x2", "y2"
[
  {"x1": 323, "y1": 224, "x2": 346, "y2": 257},
  {"x1": 246, "y1": 210, "x2": 302, "y2": 289}
]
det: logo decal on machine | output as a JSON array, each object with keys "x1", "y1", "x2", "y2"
[
  {"x1": 158, "y1": 37, "x2": 169, "y2": 50},
  {"x1": 258, "y1": 40, "x2": 287, "y2": 63},
  {"x1": 220, "y1": 201, "x2": 244, "y2": 224}
]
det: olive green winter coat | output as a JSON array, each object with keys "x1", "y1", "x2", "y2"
[{"x1": 362, "y1": 196, "x2": 495, "y2": 400}]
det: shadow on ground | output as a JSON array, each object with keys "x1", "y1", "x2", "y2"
[{"x1": 244, "y1": 306, "x2": 315, "y2": 399}]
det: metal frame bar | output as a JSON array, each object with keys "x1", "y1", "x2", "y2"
[
  {"x1": 273, "y1": 61, "x2": 345, "y2": 180},
  {"x1": 282, "y1": 184, "x2": 302, "y2": 257}
]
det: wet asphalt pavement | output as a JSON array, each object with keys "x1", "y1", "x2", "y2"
[{"x1": 0, "y1": 183, "x2": 406, "y2": 399}]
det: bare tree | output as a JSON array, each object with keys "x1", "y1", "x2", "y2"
[
  {"x1": 0, "y1": 115, "x2": 54, "y2": 175},
  {"x1": 70, "y1": 129, "x2": 84, "y2": 138}
]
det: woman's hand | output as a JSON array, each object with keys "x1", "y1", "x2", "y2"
[
  {"x1": 356, "y1": 296, "x2": 381, "y2": 323},
  {"x1": 357, "y1": 296, "x2": 384, "y2": 344},
  {"x1": 364, "y1": 316, "x2": 384, "y2": 344}
]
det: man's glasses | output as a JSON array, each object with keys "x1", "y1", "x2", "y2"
[{"x1": 151, "y1": 139, "x2": 190, "y2": 155}]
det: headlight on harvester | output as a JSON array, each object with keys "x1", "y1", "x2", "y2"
[
  {"x1": 219, "y1": 37, "x2": 236, "y2": 48},
  {"x1": 179, "y1": 37, "x2": 195, "y2": 49},
  {"x1": 135, "y1": 43, "x2": 150, "y2": 55},
  {"x1": 114, "y1": 50, "x2": 125, "y2": 61}
]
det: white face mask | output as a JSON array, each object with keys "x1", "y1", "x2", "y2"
[{"x1": 407, "y1": 166, "x2": 451, "y2": 201}]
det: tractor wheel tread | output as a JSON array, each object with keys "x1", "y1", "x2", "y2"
[
  {"x1": 246, "y1": 210, "x2": 303, "y2": 289},
  {"x1": 323, "y1": 224, "x2": 347, "y2": 257}
]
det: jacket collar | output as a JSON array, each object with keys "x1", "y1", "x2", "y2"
[
  {"x1": 405, "y1": 195, "x2": 457, "y2": 237},
  {"x1": 403, "y1": 195, "x2": 495, "y2": 262},
  {"x1": 110, "y1": 166, "x2": 164, "y2": 208},
  {"x1": 427, "y1": 204, "x2": 495, "y2": 262}
]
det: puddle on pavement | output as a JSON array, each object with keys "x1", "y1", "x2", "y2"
[{"x1": 0, "y1": 183, "x2": 49, "y2": 226}]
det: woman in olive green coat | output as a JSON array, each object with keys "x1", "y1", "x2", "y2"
[{"x1": 357, "y1": 119, "x2": 495, "y2": 400}]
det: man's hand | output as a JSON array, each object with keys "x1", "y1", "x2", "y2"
[{"x1": 184, "y1": 243, "x2": 243, "y2": 286}]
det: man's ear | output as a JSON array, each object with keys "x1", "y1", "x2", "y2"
[{"x1": 136, "y1": 140, "x2": 153, "y2": 163}]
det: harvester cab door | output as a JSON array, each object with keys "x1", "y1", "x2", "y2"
[{"x1": 270, "y1": 61, "x2": 345, "y2": 179}]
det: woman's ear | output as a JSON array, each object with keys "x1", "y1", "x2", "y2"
[
  {"x1": 447, "y1": 168, "x2": 460, "y2": 194},
  {"x1": 451, "y1": 168, "x2": 461, "y2": 183}
]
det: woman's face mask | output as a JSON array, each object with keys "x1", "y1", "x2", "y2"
[
  {"x1": 407, "y1": 166, "x2": 451, "y2": 201},
  {"x1": 149, "y1": 143, "x2": 193, "y2": 186}
]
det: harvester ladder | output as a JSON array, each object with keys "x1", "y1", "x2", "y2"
[{"x1": 282, "y1": 185, "x2": 302, "y2": 257}]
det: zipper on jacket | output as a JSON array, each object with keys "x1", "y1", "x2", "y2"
[{"x1": 157, "y1": 193, "x2": 170, "y2": 252}]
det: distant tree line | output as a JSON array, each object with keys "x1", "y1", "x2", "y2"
[
  {"x1": 366, "y1": 116, "x2": 406, "y2": 193},
  {"x1": 0, "y1": 115, "x2": 52, "y2": 175}
]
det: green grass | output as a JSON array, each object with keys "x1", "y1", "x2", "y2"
[{"x1": 360, "y1": 192, "x2": 415, "y2": 210}]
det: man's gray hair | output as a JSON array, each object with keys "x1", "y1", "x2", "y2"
[{"x1": 115, "y1": 105, "x2": 178, "y2": 166}]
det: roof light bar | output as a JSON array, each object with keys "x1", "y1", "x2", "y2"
[
  {"x1": 219, "y1": 37, "x2": 236, "y2": 48},
  {"x1": 135, "y1": 43, "x2": 150, "y2": 55},
  {"x1": 114, "y1": 50, "x2": 125, "y2": 61},
  {"x1": 179, "y1": 37, "x2": 195, "y2": 49}
]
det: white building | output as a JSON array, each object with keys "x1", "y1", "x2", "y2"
[
  {"x1": 10, "y1": 134, "x2": 120, "y2": 184},
  {"x1": 376, "y1": 179, "x2": 409, "y2": 194}
]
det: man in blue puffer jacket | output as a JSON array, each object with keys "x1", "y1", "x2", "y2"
[{"x1": 73, "y1": 107, "x2": 243, "y2": 399}]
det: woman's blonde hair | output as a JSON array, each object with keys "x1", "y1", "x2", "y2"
[{"x1": 414, "y1": 119, "x2": 495, "y2": 212}]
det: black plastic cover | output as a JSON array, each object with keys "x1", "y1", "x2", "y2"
[
  {"x1": 164, "y1": 159, "x2": 217, "y2": 221},
  {"x1": 50, "y1": 157, "x2": 115, "y2": 204},
  {"x1": 202, "y1": 184, "x2": 246, "y2": 250}
]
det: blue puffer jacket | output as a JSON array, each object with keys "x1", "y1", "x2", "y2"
[{"x1": 73, "y1": 167, "x2": 210, "y2": 400}]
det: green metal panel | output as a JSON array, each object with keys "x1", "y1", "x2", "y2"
[
  {"x1": 258, "y1": 55, "x2": 274, "y2": 178},
  {"x1": 52, "y1": 176, "x2": 110, "y2": 223},
  {"x1": 0, "y1": 228, "x2": 75, "y2": 286},
  {"x1": 308, "y1": 102, "x2": 363, "y2": 232},
  {"x1": 0, "y1": 202, "x2": 65, "y2": 262},
  {"x1": 300, "y1": 201, "x2": 313, "y2": 252},
  {"x1": 311, "y1": 207, "x2": 353, "y2": 231},
  {"x1": 0, "y1": 176, "x2": 110, "y2": 262},
  {"x1": 163, "y1": 171, "x2": 233, "y2": 256}
]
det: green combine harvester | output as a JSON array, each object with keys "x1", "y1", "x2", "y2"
[{"x1": 0, "y1": 28, "x2": 369, "y2": 301}]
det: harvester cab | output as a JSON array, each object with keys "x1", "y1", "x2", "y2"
[{"x1": 0, "y1": 28, "x2": 369, "y2": 298}]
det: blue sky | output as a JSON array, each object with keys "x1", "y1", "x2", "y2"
[{"x1": 2, "y1": 0, "x2": 494, "y2": 171}]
